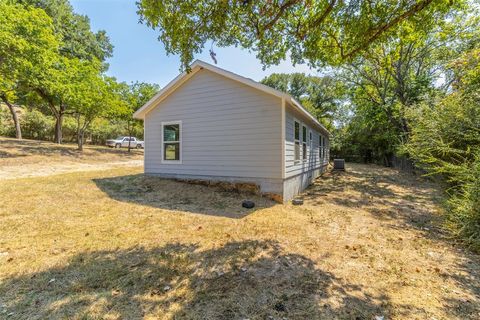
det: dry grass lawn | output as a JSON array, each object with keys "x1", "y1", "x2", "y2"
[
  {"x1": 1, "y1": 139, "x2": 479, "y2": 319},
  {"x1": 0, "y1": 137, "x2": 143, "y2": 179}
]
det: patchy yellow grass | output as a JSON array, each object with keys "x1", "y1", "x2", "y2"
[
  {"x1": 0, "y1": 156, "x2": 479, "y2": 319},
  {"x1": 0, "y1": 136, "x2": 143, "y2": 165},
  {"x1": 0, "y1": 137, "x2": 143, "y2": 179}
]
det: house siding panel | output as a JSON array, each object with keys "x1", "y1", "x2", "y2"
[
  {"x1": 284, "y1": 103, "x2": 328, "y2": 178},
  {"x1": 144, "y1": 69, "x2": 283, "y2": 180},
  {"x1": 283, "y1": 103, "x2": 329, "y2": 201}
]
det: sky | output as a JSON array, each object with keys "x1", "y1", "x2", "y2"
[{"x1": 70, "y1": 0, "x2": 315, "y2": 88}]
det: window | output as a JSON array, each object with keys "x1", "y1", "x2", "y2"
[
  {"x1": 319, "y1": 135, "x2": 324, "y2": 160},
  {"x1": 294, "y1": 121, "x2": 300, "y2": 161},
  {"x1": 302, "y1": 125, "x2": 307, "y2": 161},
  {"x1": 325, "y1": 137, "x2": 329, "y2": 160},
  {"x1": 162, "y1": 121, "x2": 181, "y2": 162}
]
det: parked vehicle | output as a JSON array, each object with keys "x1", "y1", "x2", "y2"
[{"x1": 106, "y1": 136, "x2": 144, "y2": 149}]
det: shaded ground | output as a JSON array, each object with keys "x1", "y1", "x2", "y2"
[
  {"x1": 0, "y1": 160, "x2": 479, "y2": 319},
  {"x1": 0, "y1": 137, "x2": 143, "y2": 179}
]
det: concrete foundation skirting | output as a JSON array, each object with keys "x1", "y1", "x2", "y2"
[
  {"x1": 145, "y1": 172, "x2": 284, "y2": 202},
  {"x1": 145, "y1": 164, "x2": 328, "y2": 203},
  {"x1": 283, "y1": 163, "x2": 328, "y2": 202}
]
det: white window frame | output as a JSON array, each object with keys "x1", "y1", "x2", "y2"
[
  {"x1": 325, "y1": 137, "x2": 329, "y2": 161},
  {"x1": 309, "y1": 130, "x2": 313, "y2": 162},
  {"x1": 294, "y1": 119, "x2": 301, "y2": 163},
  {"x1": 161, "y1": 120, "x2": 182, "y2": 164},
  {"x1": 319, "y1": 135, "x2": 323, "y2": 160},
  {"x1": 302, "y1": 124, "x2": 308, "y2": 162}
]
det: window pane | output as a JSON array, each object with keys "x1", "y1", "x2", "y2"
[
  {"x1": 295, "y1": 141, "x2": 300, "y2": 160},
  {"x1": 302, "y1": 126, "x2": 307, "y2": 142},
  {"x1": 294, "y1": 122, "x2": 300, "y2": 140},
  {"x1": 164, "y1": 143, "x2": 180, "y2": 160},
  {"x1": 303, "y1": 143, "x2": 307, "y2": 159},
  {"x1": 164, "y1": 124, "x2": 180, "y2": 141}
]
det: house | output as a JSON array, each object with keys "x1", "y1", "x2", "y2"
[{"x1": 133, "y1": 60, "x2": 330, "y2": 202}]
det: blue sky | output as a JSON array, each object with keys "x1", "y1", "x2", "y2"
[{"x1": 70, "y1": 0, "x2": 315, "y2": 87}]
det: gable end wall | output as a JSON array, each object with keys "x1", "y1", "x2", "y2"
[{"x1": 144, "y1": 69, "x2": 283, "y2": 183}]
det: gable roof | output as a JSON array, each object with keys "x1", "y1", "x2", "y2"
[{"x1": 133, "y1": 60, "x2": 329, "y2": 135}]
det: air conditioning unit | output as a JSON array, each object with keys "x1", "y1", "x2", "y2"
[{"x1": 333, "y1": 159, "x2": 345, "y2": 171}]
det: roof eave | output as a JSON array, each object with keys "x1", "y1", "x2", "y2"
[
  {"x1": 289, "y1": 97, "x2": 330, "y2": 135},
  {"x1": 133, "y1": 63, "x2": 203, "y2": 119},
  {"x1": 133, "y1": 60, "x2": 330, "y2": 137}
]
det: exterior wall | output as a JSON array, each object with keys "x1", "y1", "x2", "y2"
[
  {"x1": 283, "y1": 103, "x2": 329, "y2": 201},
  {"x1": 144, "y1": 69, "x2": 283, "y2": 183},
  {"x1": 146, "y1": 172, "x2": 284, "y2": 196}
]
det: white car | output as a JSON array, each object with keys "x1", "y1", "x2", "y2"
[{"x1": 106, "y1": 136, "x2": 144, "y2": 149}]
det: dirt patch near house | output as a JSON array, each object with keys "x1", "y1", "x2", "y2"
[{"x1": 0, "y1": 161, "x2": 479, "y2": 319}]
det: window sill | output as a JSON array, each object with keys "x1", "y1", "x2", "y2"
[{"x1": 161, "y1": 160, "x2": 182, "y2": 164}]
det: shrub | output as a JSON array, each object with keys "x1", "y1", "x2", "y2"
[
  {"x1": 21, "y1": 109, "x2": 55, "y2": 140},
  {"x1": 445, "y1": 154, "x2": 480, "y2": 251},
  {"x1": 405, "y1": 89, "x2": 480, "y2": 250},
  {"x1": 0, "y1": 105, "x2": 15, "y2": 137}
]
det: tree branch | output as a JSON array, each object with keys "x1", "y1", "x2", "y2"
[{"x1": 343, "y1": 0, "x2": 435, "y2": 59}]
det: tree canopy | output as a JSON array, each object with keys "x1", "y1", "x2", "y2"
[
  {"x1": 20, "y1": 0, "x2": 113, "y2": 63},
  {"x1": 0, "y1": 0, "x2": 59, "y2": 139},
  {"x1": 0, "y1": 0, "x2": 158, "y2": 148},
  {"x1": 261, "y1": 72, "x2": 344, "y2": 129},
  {"x1": 13, "y1": 0, "x2": 115, "y2": 143},
  {"x1": 137, "y1": 0, "x2": 458, "y2": 70}
]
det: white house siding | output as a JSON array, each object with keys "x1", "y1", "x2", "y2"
[
  {"x1": 283, "y1": 103, "x2": 329, "y2": 201},
  {"x1": 144, "y1": 69, "x2": 283, "y2": 193}
]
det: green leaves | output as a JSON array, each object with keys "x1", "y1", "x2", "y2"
[
  {"x1": 0, "y1": 0, "x2": 59, "y2": 96},
  {"x1": 137, "y1": 0, "x2": 459, "y2": 70},
  {"x1": 261, "y1": 72, "x2": 345, "y2": 126},
  {"x1": 402, "y1": 45, "x2": 480, "y2": 248},
  {"x1": 20, "y1": 0, "x2": 113, "y2": 62}
]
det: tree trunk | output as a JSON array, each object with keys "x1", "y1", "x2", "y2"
[
  {"x1": 1, "y1": 95, "x2": 22, "y2": 139},
  {"x1": 77, "y1": 130, "x2": 84, "y2": 151},
  {"x1": 127, "y1": 121, "x2": 132, "y2": 153},
  {"x1": 54, "y1": 112, "x2": 64, "y2": 144},
  {"x1": 53, "y1": 104, "x2": 66, "y2": 144},
  {"x1": 35, "y1": 89, "x2": 63, "y2": 143}
]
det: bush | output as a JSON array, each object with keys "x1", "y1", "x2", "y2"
[
  {"x1": 0, "y1": 105, "x2": 15, "y2": 137},
  {"x1": 405, "y1": 88, "x2": 480, "y2": 250},
  {"x1": 1, "y1": 105, "x2": 144, "y2": 147},
  {"x1": 445, "y1": 154, "x2": 480, "y2": 251},
  {"x1": 21, "y1": 109, "x2": 55, "y2": 140},
  {"x1": 62, "y1": 116, "x2": 79, "y2": 143}
]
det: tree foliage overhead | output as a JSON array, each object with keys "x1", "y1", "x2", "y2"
[
  {"x1": 19, "y1": 0, "x2": 113, "y2": 63},
  {"x1": 331, "y1": 9, "x2": 479, "y2": 164},
  {"x1": 137, "y1": 0, "x2": 458, "y2": 70}
]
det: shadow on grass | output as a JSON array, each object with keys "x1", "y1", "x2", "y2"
[
  {"x1": 0, "y1": 150, "x2": 28, "y2": 159},
  {"x1": 302, "y1": 163, "x2": 480, "y2": 318},
  {"x1": 93, "y1": 174, "x2": 277, "y2": 219},
  {"x1": 0, "y1": 240, "x2": 401, "y2": 319},
  {"x1": 302, "y1": 164, "x2": 443, "y2": 234}
]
